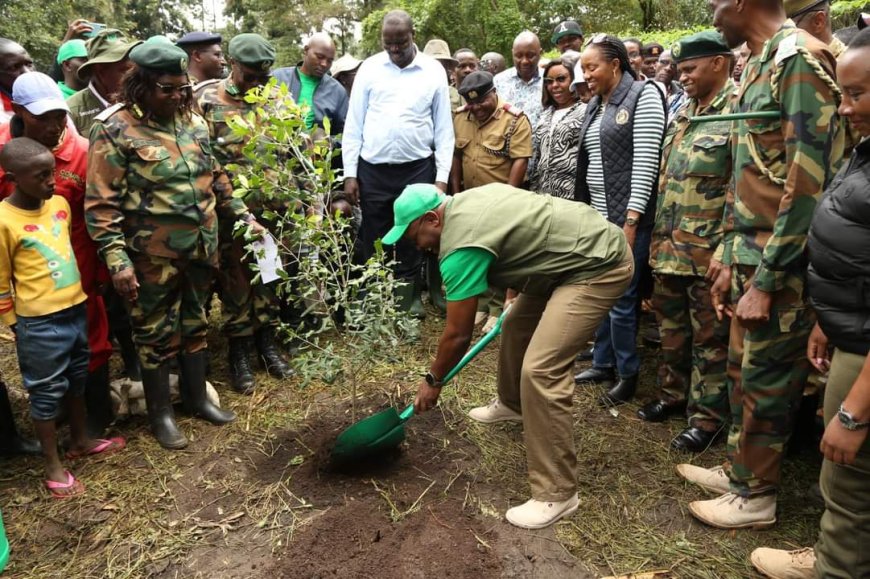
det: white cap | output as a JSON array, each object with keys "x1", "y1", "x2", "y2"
[
  {"x1": 12, "y1": 72, "x2": 69, "y2": 116},
  {"x1": 571, "y1": 60, "x2": 587, "y2": 91},
  {"x1": 331, "y1": 54, "x2": 362, "y2": 76}
]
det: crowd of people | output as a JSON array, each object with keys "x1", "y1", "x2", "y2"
[{"x1": 0, "y1": 0, "x2": 867, "y2": 576}]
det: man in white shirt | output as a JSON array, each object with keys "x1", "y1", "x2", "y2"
[{"x1": 342, "y1": 9, "x2": 454, "y2": 316}]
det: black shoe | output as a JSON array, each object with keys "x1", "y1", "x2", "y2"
[
  {"x1": 670, "y1": 426, "x2": 721, "y2": 453},
  {"x1": 142, "y1": 364, "x2": 188, "y2": 450},
  {"x1": 0, "y1": 380, "x2": 41, "y2": 456},
  {"x1": 575, "y1": 346, "x2": 593, "y2": 362},
  {"x1": 637, "y1": 399, "x2": 687, "y2": 422},
  {"x1": 228, "y1": 337, "x2": 256, "y2": 395},
  {"x1": 255, "y1": 328, "x2": 295, "y2": 379},
  {"x1": 598, "y1": 375, "x2": 638, "y2": 407},
  {"x1": 574, "y1": 366, "x2": 615, "y2": 385},
  {"x1": 641, "y1": 325, "x2": 661, "y2": 347},
  {"x1": 85, "y1": 363, "x2": 115, "y2": 437},
  {"x1": 179, "y1": 352, "x2": 236, "y2": 425}
]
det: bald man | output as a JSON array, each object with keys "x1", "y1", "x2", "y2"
[
  {"x1": 0, "y1": 39, "x2": 33, "y2": 122},
  {"x1": 273, "y1": 32, "x2": 348, "y2": 135},
  {"x1": 493, "y1": 31, "x2": 543, "y2": 129}
]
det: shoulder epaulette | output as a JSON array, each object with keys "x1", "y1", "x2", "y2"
[
  {"x1": 94, "y1": 102, "x2": 124, "y2": 123},
  {"x1": 502, "y1": 103, "x2": 523, "y2": 116},
  {"x1": 193, "y1": 78, "x2": 221, "y2": 94}
]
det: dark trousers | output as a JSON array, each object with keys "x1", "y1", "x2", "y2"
[{"x1": 358, "y1": 156, "x2": 435, "y2": 280}]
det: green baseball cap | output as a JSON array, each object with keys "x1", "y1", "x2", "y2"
[
  {"x1": 57, "y1": 39, "x2": 88, "y2": 65},
  {"x1": 672, "y1": 30, "x2": 731, "y2": 64},
  {"x1": 382, "y1": 184, "x2": 446, "y2": 245},
  {"x1": 228, "y1": 33, "x2": 276, "y2": 71}
]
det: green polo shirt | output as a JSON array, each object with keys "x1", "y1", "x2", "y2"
[{"x1": 297, "y1": 70, "x2": 320, "y2": 128}]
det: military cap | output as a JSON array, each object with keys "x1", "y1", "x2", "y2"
[
  {"x1": 642, "y1": 42, "x2": 664, "y2": 58},
  {"x1": 552, "y1": 20, "x2": 584, "y2": 44},
  {"x1": 784, "y1": 0, "x2": 828, "y2": 19},
  {"x1": 458, "y1": 71, "x2": 494, "y2": 101},
  {"x1": 77, "y1": 29, "x2": 141, "y2": 80},
  {"x1": 671, "y1": 30, "x2": 731, "y2": 64},
  {"x1": 175, "y1": 31, "x2": 222, "y2": 47},
  {"x1": 129, "y1": 42, "x2": 189, "y2": 74},
  {"x1": 228, "y1": 33, "x2": 276, "y2": 71}
]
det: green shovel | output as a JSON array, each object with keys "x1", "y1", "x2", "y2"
[{"x1": 331, "y1": 305, "x2": 512, "y2": 463}]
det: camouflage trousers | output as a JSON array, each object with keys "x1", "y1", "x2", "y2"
[
  {"x1": 651, "y1": 274, "x2": 729, "y2": 431},
  {"x1": 725, "y1": 265, "x2": 814, "y2": 495},
  {"x1": 217, "y1": 222, "x2": 281, "y2": 338},
  {"x1": 127, "y1": 252, "x2": 214, "y2": 371}
]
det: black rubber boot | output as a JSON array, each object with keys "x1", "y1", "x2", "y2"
[
  {"x1": 255, "y1": 328, "x2": 294, "y2": 379},
  {"x1": 228, "y1": 337, "x2": 256, "y2": 395},
  {"x1": 0, "y1": 380, "x2": 40, "y2": 456},
  {"x1": 179, "y1": 351, "x2": 236, "y2": 425},
  {"x1": 142, "y1": 364, "x2": 188, "y2": 450},
  {"x1": 410, "y1": 272, "x2": 426, "y2": 319},
  {"x1": 425, "y1": 255, "x2": 447, "y2": 315},
  {"x1": 598, "y1": 374, "x2": 638, "y2": 407},
  {"x1": 85, "y1": 363, "x2": 114, "y2": 437},
  {"x1": 117, "y1": 329, "x2": 142, "y2": 382}
]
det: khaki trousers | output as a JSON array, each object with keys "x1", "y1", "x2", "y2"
[
  {"x1": 497, "y1": 251, "x2": 633, "y2": 501},
  {"x1": 815, "y1": 348, "x2": 870, "y2": 578}
]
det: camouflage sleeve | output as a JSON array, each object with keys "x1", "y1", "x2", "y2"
[
  {"x1": 84, "y1": 121, "x2": 133, "y2": 276},
  {"x1": 212, "y1": 159, "x2": 250, "y2": 222},
  {"x1": 753, "y1": 50, "x2": 840, "y2": 292},
  {"x1": 715, "y1": 186, "x2": 736, "y2": 266}
]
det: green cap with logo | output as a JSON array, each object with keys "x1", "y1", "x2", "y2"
[
  {"x1": 129, "y1": 42, "x2": 190, "y2": 74},
  {"x1": 228, "y1": 33, "x2": 276, "y2": 71},
  {"x1": 382, "y1": 184, "x2": 446, "y2": 245},
  {"x1": 671, "y1": 30, "x2": 731, "y2": 64}
]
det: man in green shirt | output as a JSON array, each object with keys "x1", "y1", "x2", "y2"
[
  {"x1": 383, "y1": 182, "x2": 632, "y2": 529},
  {"x1": 56, "y1": 39, "x2": 88, "y2": 99}
]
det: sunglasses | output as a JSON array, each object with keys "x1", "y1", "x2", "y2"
[
  {"x1": 241, "y1": 72, "x2": 271, "y2": 84},
  {"x1": 544, "y1": 74, "x2": 570, "y2": 84},
  {"x1": 154, "y1": 81, "x2": 192, "y2": 95}
]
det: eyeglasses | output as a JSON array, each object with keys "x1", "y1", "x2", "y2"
[
  {"x1": 543, "y1": 75, "x2": 570, "y2": 84},
  {"x1": 154, "y1": 81, "x2": 192, "y2": 95}
]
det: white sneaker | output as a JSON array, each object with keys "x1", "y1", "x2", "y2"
[
  {"x1": 474, "y1": 311, "x2": 487, "y2": 326},
  {"x1": 750, "y1": 547, "x2": 815, "y2": 579},
  {"x1": 689, "y1": 492, "x2": 777, "y2": 530},
  {"x1": 481, "y1": 315, "x2": 499, "y2": 334},
  {"x1": 675, "y1": 463, "x2": 731, "y2": 495},
  {"x1": 505, "y1": 495, "x2": 580, "y2": 529},
  {"x1": 468, "y1": 398, "x2": 522, "y2": 423}
]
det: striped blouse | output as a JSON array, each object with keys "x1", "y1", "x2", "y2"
[{"x1": 582, "y1": 83, "x2": 666, "y2": 218}]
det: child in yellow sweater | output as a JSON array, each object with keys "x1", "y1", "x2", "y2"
[{"x1": 0, "y1": 138, "x2": 124, "y2": 498}]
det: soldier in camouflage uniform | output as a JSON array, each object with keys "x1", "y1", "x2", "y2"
[
  {"x1": 86, "y1": 42, "x2": 257, "y2": 450},
  {"x1": 678, "y1": 0, "x2": 845, "y2": 529},
  {"x1": 193, "y1": 34, "x2": 293, "y2": 395},
  {"x1": 643, "y1": 31, "x2": 733, "y2": 455}
]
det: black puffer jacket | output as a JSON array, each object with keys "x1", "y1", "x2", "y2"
[{"x1": 808, "y1": 137, "x2": 870, "y2": 356}]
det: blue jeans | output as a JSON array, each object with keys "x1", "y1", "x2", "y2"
[
  {"x1": 591, "y1": 226, "x2": 651, "y2": 378},
  {"x1": 15, "y1": 303, "x2": 89, "y2": 421}
]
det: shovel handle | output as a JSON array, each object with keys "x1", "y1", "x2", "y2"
[{"x1": 399, "y1": 304, "x2": 514, "y2": 423}]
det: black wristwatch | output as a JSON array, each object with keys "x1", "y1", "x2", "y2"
[
  {"x1": 837, "y1": 404, "x2": 870, "y2": 431},
  {"x1": 424, "y1": 371, "x2": 444, "y2": 388}
]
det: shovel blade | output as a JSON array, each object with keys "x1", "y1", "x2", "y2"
[{"x1": 331, "y1": 407, "x2": 406, "y2": 462}]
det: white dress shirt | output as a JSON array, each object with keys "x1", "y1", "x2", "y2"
[{"x1": 342, "y1": 48, "x2": 454, "y2": 183}]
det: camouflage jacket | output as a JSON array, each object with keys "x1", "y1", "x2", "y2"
[
  {"x1": 85, "y1": 104, "x2": 249, "y2": 275},
  {"x1": 651, "y1": 79, "x2": 735, "y2": 277},
  {"x1": 192, "y1": 78, "x2": 252, "y2": 169},
  {"x1": 721, "y1": 23, "x2": 844, "y2": 293}
]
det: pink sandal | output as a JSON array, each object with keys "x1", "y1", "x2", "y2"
[
  {"x1": 45, "y1": 470, "x2": 85, "y2": 499},
  {"x1": 65, "y1": 436, "x2": 126, "y2": 460}
]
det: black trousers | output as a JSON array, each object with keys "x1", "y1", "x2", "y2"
[{"x1": 358, "y1": 156, "x2": 436, "y2": 280}]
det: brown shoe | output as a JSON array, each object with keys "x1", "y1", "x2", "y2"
[{"x1": 750, "y1": 547, "x2": 815, "y2": 578}]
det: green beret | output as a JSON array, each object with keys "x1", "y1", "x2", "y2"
[
  {"x1": 784, "y1": 0, "x2": 828, "y2": 18},
  {"x1": 672, "y1": 30, "x2": 731, "y2": 64},
  {"x1": 129, "y1": 42, "x2": 190, "y2": 74},
  {"x1": 228, "y1": 33, "x2": 276, "y2": 70}
]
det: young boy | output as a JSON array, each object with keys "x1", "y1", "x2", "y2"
[{"x1": 0, "y1": 137, "x2": 123, "y2": 498}]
